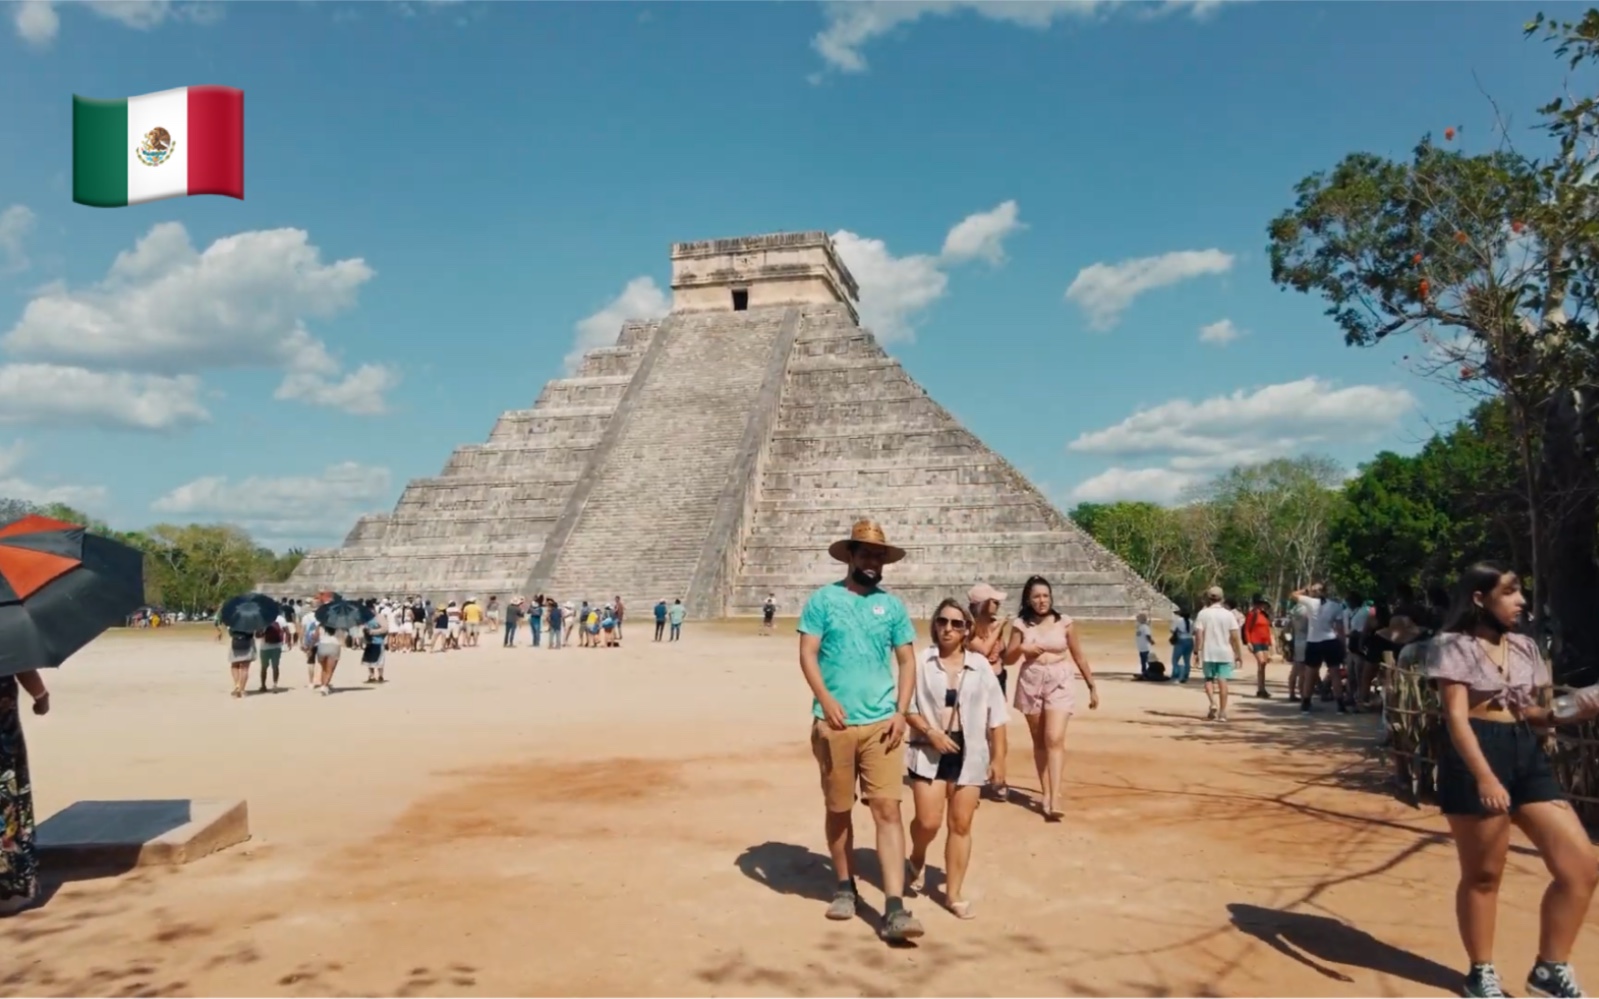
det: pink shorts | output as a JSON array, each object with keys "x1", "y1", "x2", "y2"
[{"x1": 1016, "y1": 661, "x2": 1076, "y2": 715}]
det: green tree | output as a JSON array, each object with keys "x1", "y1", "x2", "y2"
[{"x1": 1269, "y1": 12, "x2": 1599, "y2": 681}]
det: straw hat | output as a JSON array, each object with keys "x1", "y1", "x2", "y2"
[{"x1": 827, "y1": 519, "x2": 906, "y2": 564}]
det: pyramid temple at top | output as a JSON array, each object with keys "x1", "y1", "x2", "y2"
[{"x1": 268, "y1": 231, "x2": 1172, "y2": 620}]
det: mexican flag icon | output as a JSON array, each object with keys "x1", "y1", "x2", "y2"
[{"x1": 73, "y1": 86, "x2": 244, "y2": 207}]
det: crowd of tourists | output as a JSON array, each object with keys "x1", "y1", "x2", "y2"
[{"x1": 213, "y1": 592, "x2": 696, "y2": 697}]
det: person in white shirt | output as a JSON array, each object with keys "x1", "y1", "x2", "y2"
[
  {"x1": 904, "y1": 599, "x2": 1009, "y2": 919},
  {"x1": 1193, "y1": 586, "x2": 1244, "y2": 722},
  {"x1": 1290, "y1": 582, "x2": 1348, "y2": 714},
  {"x1": 1134, "y1": 612, "x2": 1155, "y2": 679}
]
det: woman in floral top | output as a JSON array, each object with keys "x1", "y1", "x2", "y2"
[
  {"x1": 1425, "y1": 563, "x2": 1596, "y2": 998},
  {"x1": 0, "y1": 669, "x2": 48, "y2": 915}
]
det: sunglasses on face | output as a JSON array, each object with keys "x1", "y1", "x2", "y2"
[{"x1": 935, "y1": 617, "x2": 968, "y2": 630}]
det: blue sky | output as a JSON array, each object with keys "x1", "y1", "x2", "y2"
[{"x1": 0, "y1": 0, "x2": 1573, "y2": 548}]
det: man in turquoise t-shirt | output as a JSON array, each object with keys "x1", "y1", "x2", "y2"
[{"x1": 798, "y1": 519, "x2": 922, "y2": 943}]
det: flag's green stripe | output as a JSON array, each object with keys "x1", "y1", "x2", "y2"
[{"x1": 73, "y1": 97, "x2": 128, "y2": 208}]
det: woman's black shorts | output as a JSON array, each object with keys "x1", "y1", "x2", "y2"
[{"x1": 1438, "y1": 717, "x2": 1565, "y2": 816}]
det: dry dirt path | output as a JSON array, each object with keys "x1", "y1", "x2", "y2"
[{"x1": 2, "y1": 621, "x2": 1594, "y2": 997}]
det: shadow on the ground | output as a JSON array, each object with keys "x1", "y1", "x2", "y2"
[
  {"x1": 733, "y1": 841, "x2": 888, "y2": 937},
  {"x1": 1227, "y1": 903, "x2": 1459, "y2": 993}
]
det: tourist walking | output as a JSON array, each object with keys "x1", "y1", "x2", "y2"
[
  {"x1": 1193, "y1": 587, "x2": 1243, "y2": 722},
  {"x1": 300, "y1": 603, "x2": 321, "y2": 687},
  {"x1": 227, "y1": 629, "x2": 255, "y2": 698},
  {"x1": 528, "y1": 597, "x2": 543, "y2": 647},
  {"x1": 1004, "y1": 576, "x2": 1099, "y2": 822},
  {"x1": 562, "y1": 600, "x2": 576, "y2": 646},
  {"x1": 798, "y1": 519, "x2": 923, "y2": 942},
  {"x1": 1243, "y1": 595, "x2": 1274, "y2": 698},
  {"x1": 362, "y1": 612, "x2": 388, "y2": 684},
  {"x1": 905, "y1": 598, "x2": 1009, "y2": 920},
  {"x1": 613, "y1": 596, "x2": 625, "y2": 641},
  {"x1": 1290, "y1": 583, "x2": 1348, "y2": 713},
  {"x1": 257, "y1": 619, "x2": 284, "y2": 692},
  {"x1": 966, "y1": 584, "x2": 1011, "y2": 799},
  {"x1": 668, "y1": 598, "x2": 685, "y2": 641},
  {"x1": 0, "y1": 670, "x2": 47, "y2": 916},
  {"x1": 315, "y1": 619, "x2": 343, "y2": 694},
  {"x1": 761, "y1": 593, "x2": 777, "y2": 635},
  {"x1": 1426, "y1": 563, "x2": 1597, "y2": 999},
  {"x1": 1169, "y1": 609, "x2": 1195, "y2": 684},
  {"x1": 654, "y1": 599, "x2": 667, "y2": 641}
]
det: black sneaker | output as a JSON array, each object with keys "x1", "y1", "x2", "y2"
[
  {"x1": 1300, "y1": 698, "x2": 1313, "y2": 713},
  {"x1": 1527, "y1": 960, "x2": 1584, "y2": 998},
  {"x1": 1256, "y1": 689, "x2": 1271, "y2": 699},
  {"x1": 1463, "y1": 963, "x2": 1507, "y2": 997}
]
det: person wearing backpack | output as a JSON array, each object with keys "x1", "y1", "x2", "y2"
[{"x1": 257, "y1": 619, "x2": 285, "y2": 693}]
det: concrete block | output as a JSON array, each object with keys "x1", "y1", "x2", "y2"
[{"x1": 36, "y1": 798, "x2": 250, "y2": 870}]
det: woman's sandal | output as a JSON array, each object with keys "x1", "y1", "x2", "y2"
[
  {"x1": 948, "y1": 900, "x2": 974, "y2": 920},
  {"x1": 906, "y1": 861, "x2": 926, "y2": 897}
]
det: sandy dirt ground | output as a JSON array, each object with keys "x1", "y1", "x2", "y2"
[{"x1": 2, "y1": 618, "x2": 1595, "y2": 998}]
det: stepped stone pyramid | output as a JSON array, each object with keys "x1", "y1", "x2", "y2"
[{"x1": 269, "y1": 231, "x2": 1172, "y2": 620}]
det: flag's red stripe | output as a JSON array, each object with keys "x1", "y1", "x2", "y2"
[{"x1": 187, "y1": 85, "x2": 244, "y2": 200}]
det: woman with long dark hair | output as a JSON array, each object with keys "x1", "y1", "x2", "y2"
[
  {"x1": 1426, "y1": 562, "x2": 1596, "y2": 998},
  {"x1": 1003, "y1": 576, "x2": 1098, "y2": 822}
]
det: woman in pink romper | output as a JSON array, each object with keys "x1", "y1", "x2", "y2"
[{"x1": 1004, "y1": 576, "x2": 1099, "y2": 821}]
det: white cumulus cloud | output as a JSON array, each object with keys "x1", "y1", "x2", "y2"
[
  {"x1": 1, "y1": 222, "x2": 396, "y2": 419},
  {"x1": 1198, "y1": 318, "x2": 1242, "y2": 346},
  {"x1": 13, "y1": 0, "x2": 220, "y2": 45},
  {"x1": 1070, "y1": 466, "x2": 1200, "y2": 505},
  {"x1": 0, "y1": 205, "x2": 35, "y2": 274},
  {"x1": 831, "y1": 232, "x2": 949, "y2": 343},
  {"x1": 834, "y1": 200, "x2": 1026, "y2": 342},
  {"x1": 566, "y1": 276, "x2": 671, "y2": 374},
  {"x1": 1065, "y1": 249, "x2": 1235, "y2": 331},
  {"x1": 0, "y1": 363, "x2": 208, "y2": 432},
  {"x1": 1065, "y1": 377, "x2": 1417, "y2": 503},
  {"x1": 940, "y1": 200, "x2": 1024, "y2": 266},
  {"x1": 811, "y1": 0, "x2": 1232, "y2": 76},
  {"x1": 153, "y1": 461, "x2": 392, "y2": 547},
  {"x1": 0, "y1": 441, "x2": 109, "y2": 511}
]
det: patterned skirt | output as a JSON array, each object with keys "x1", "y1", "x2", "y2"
[{"x1": 0, "y1": 677, "x2": 38, "y2": 902}]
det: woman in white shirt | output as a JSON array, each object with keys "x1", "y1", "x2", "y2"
[{"x1": 904, "y1": 598, "x2": 1010, "y2": 919}]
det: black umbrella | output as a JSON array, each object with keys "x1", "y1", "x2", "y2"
[
  {"x1": 315, "y1": 597, "x2": 373, "y2": 632},
  {"x1": 0, "y1": 514, "x2": 145, "y2": 677},
  {"x1": 220, "y1": 593, "x2": 283, "y2": 634}
]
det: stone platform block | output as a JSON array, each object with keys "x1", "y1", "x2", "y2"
[{"x1": 36, "y1": 798, "x2": 250, "y2": 870}]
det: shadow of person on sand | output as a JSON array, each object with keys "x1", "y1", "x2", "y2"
[
  {"x1": 1228, "y1": 903, "x2": 1459, "y2": 993},
  {"x1": 734, "y1": 841, "x2": 889, "y2": 936}
]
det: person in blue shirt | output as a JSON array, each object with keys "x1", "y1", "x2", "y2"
[
  {"x1": 528, "y1": 598, "x2": 543, "y2": 648},
  {"x1": 654, "y1": 600, "x2": 668, "y2": 642},
  {"x1": 797, "y1": 519, "x2": 922, "y2": 943}
]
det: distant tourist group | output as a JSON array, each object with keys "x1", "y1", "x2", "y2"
[{"x1": 215, "y1": 591, "x2": 696, "y2": 699}]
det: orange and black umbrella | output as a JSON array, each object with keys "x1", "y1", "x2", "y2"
[{"x1": 0, "y1": 514, "x2": 145, "y2": 676}]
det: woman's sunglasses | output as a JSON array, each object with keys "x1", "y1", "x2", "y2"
[{"x1": 934, "y1": 617, "x2": 968, "y2": 630}]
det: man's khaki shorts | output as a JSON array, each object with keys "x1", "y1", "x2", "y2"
[{"x1": 810, "y1": 717, "x2": 903, "y2": 813}]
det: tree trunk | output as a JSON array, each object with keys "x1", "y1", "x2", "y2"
[{"x1": 1537, "y1": 386, "x2": 1599, "y2": 687}]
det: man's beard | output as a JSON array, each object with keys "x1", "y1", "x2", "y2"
[{"x1": 851, "y1": 567, "x2": 880, "y2": 588}]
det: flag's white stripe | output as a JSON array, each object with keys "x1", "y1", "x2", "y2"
[{"x1": 126, "y1": 88, "x2": 189, "y2": 206}]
